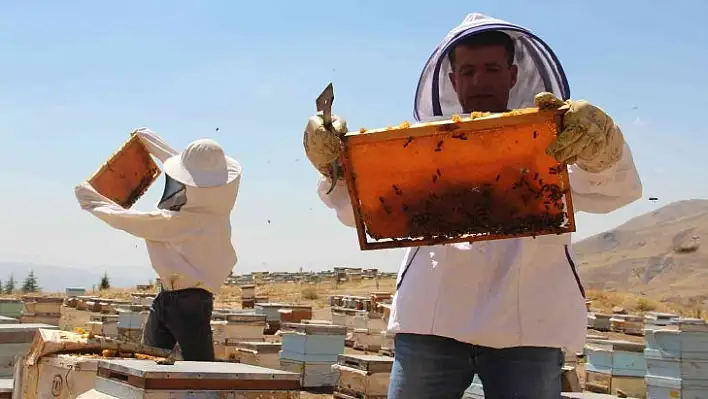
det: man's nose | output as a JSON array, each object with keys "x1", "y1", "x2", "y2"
[{"x1": 469, "y1": 71, "x2": 489, "y2": 87}]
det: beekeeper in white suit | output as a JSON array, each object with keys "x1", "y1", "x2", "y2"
[
  {"x1": 75, "y1": 128, "x2": 241, "y2": 361},
  {"x1": 304, "y1": 13, "x2": 642, "y2": 399}
]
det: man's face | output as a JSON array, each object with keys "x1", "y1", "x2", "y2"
[{"x1": 448, "y1": 44, "x2": 518, "y2": 113}]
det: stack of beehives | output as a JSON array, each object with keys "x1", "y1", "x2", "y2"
[
  {"x1": 279, "y1": 322, "x2": 347, "y2": 389},
  {"x1": 332, "y1": 354, "x2": 393, "y2": 399},
  {"x1": 0, "y1": 323, "x2": 59, "y2": 377},
  {"x1": 584, "y1": 339, "x2": 647, "y2": 397},
  {"x1": 20, "y1": 296, "x2": 64, "y2": 326},
  {"x1": 233, "y1": 341, "x2": 282, "y2": 370},
  {"x1": 239, "y1": 284, "x2": 256, "y2": 309},
  {"x1": 212, "y1": 311, "x2": 267, "y2": 361},
  {"x1": 610, "y1": 314, "x2": 644, "y2": 336},
  {"x1": 645, "y1": 318, "x2": 708, "y2": 398}
]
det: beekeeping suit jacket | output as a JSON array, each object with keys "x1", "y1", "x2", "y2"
[
  {"x1": 75, "y1": 129, "x2": 241, "y2": 294},
  {"x1": 317, "y1": 13, "x2": 642, "y2": 354}
]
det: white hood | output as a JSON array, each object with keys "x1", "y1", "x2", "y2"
[{"x1": 414, "y1": 13, "x2": 570, "y2": 121}]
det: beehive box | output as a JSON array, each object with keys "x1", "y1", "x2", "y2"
[
  {"x1": 644, "y1": 321, "x2": 708, "y2": 397},
  {"x1": 588, "y1": 313, "x2": 612, "y2": 331},
  {"x1": 14, "y1": 330, "x2": 184, "y2": 399},
  {"x1": 584, "y1": 340, "x2": 646, "y2": 397},
  {"x1": 0, "y1": 324, "x2": 59, "y2": 377},
  {"x1": 644, "y1": 311, "x2": 679, "y2": 328},
  {"x1": 76, "y1": 359, "x2": 301, "y2": 399},
  {"x1": 331, "y1": 308, "x2": 372, "y2": 331},
  {"x1": 237, "y1": 341, "x2": 282, "y2": 370},
  {"x1": 351, "y1": 328, "x2": 386, "y2": 351},
  {"x1": 66, "y1": 287, "x2": 87, "y2": 297},
  {"x1": 86, "y1": 315, "x2": 119, "y2": 338},
  {"x1": 20, "y1": 312, "x2": 60, "y2": 326},
  {"x1": 0, "y1": 316, "x2": 17, "y2": 325},
  {"x1": 30, "y1": 354, "x2": 100, "y2": 399},
  {"x1": 224, "y1": 313, "x2": 267, "y2": 341},
  {"x1": 0, "y1": 299, "x2": 23, "y2": 319},
  {"x1": 340, "y1": 108, "x2": 575, "y2": 250},
  {"x1": 332, "y1": 354, "x2": 393, "y2": 398},
  {"x1": 240, "y1": 285, "x2": 256, "y2": 299},
  {"x1": 280, "y1": 323, "x2": 347, "y2": 363},
  {"x1": 22, "y1": 296, "x2": 65, "y2": 314},
  {"x1": 0, "y1": 378, "x2": 11, "y2": 399},
  {"x1": 213, "y1": 339, "x2": 242, "y2": 362},
  {"x1": 87, "y1": 132, "x2": 161, "y2": 209},
  {"x1": 280, "y1": 359, "x2": 336, "y2": 389}
]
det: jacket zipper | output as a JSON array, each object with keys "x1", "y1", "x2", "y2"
[{"x1": 564, "y1": 244, "x2": 585, "y2": 298}]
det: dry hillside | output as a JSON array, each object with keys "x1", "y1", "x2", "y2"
[{"x1": 574, "y1": 199, "x2": 708, "y2": 305}]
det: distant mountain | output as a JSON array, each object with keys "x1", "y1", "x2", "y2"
[
  {"x1": 574, "y1": 199, "x2": 708, "y2": 300},
  {"x1": 0, "y1": 262, "x2": 156, "y2": 293}
]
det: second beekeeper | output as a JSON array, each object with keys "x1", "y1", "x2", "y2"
[{"x1": 75, "y1": 128, "x2": 241, "y2": 361}]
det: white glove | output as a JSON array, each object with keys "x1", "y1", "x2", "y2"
[
  {"x1": 535, "y1": 92, "x2": 625, "y2": 173},
  {"x1": 303, "y1": 113, "x2": 349, "y2": 179}
]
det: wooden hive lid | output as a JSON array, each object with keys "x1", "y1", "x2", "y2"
[
  {"x1": 96, "y1": 359, "x2": 301, "y2": 391},
  {"x1": 280, "y1": 322, "x2": 347, "y2": 336},
  {"x1": 337, "y1": 353, "x2": 394, "y2": 373}
]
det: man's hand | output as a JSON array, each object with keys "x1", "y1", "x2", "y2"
[
  {"x1": 534, "y1": 92, "x2": 625, "y2": 173},
  {"x1": 303, "y1": 112, "x2": 349, "y2": 180}
]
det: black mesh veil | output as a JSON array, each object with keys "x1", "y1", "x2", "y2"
[{"x1": 157, "y1": 174, "x2": 187, "y2": 211}]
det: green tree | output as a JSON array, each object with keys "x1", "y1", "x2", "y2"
[
  {"x1": 99, "y1": 273, "x2": 111, "y2": 290},
  {"x1": 21, "y1": 271, "x2": 40, "y2": 293},
  {"x1": 4, "y1": 275, "x2": 15, "y2": 294}
]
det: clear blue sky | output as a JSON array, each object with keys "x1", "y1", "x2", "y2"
[{"x1": 0, "y1": 1, "x2": 706, "y2": 276}]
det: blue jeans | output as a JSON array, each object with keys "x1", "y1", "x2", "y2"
[{"x1": 388, "y1": 333, "x2": 564, "y2": 399}]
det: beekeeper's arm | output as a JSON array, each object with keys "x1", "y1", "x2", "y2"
[
  {"x1": 535, "y1": 93, "x2": 643, "y2": 214},
  {"x1": 131, "y1": 128, "x2": 179, "y2": 163},
  {"x1": 74, "y1": 128, "x2": 190, "y2": 241},
  {"x1": 304, "y1": 113, "x2": 357, "y2": 228},
  {"x1": 74, "y1": 183, "x2": 196, "y2": 242}
]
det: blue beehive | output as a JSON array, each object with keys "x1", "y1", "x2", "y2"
[
  {"x1": 644, "y1": 318, "x2": 708, "y2": 398},
  {"x1": 279, "y1": 322, "x2": 347, "y2": 388},
  {"x1": 585, "y1": 339, "x2": 646, "y2": 377},
  {"x1": 280, "y1": 323, "x2": 346, "y2": 363}
]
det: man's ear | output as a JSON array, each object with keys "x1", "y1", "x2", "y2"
[
  {"x1": 509, "y1": 64, "x2": 518, "y2": 88},
  {"x1": 448, "y1": 72, "x2": 457, "y2": 92}
]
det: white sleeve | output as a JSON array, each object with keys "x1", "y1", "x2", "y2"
[
  {"x1": 133, "y1": 128, "x2": 179, "y2": 163},
  {"x1": 569, "y1": 142, "x2": 643, "y2": 214},
  {"x1": 75, "y1": 183, "x2": 196, "y2": 242},
  {"x1": 317, "y1": 176, "x2": 357, "y2": 228}
]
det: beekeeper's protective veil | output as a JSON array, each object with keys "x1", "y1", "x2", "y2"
[
  {"x1": 414, "y1": 13, "x2": 571, "y2": 122},
  {"x1": 158, "y1": 137, "x2": 241, "y2": 212}
]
